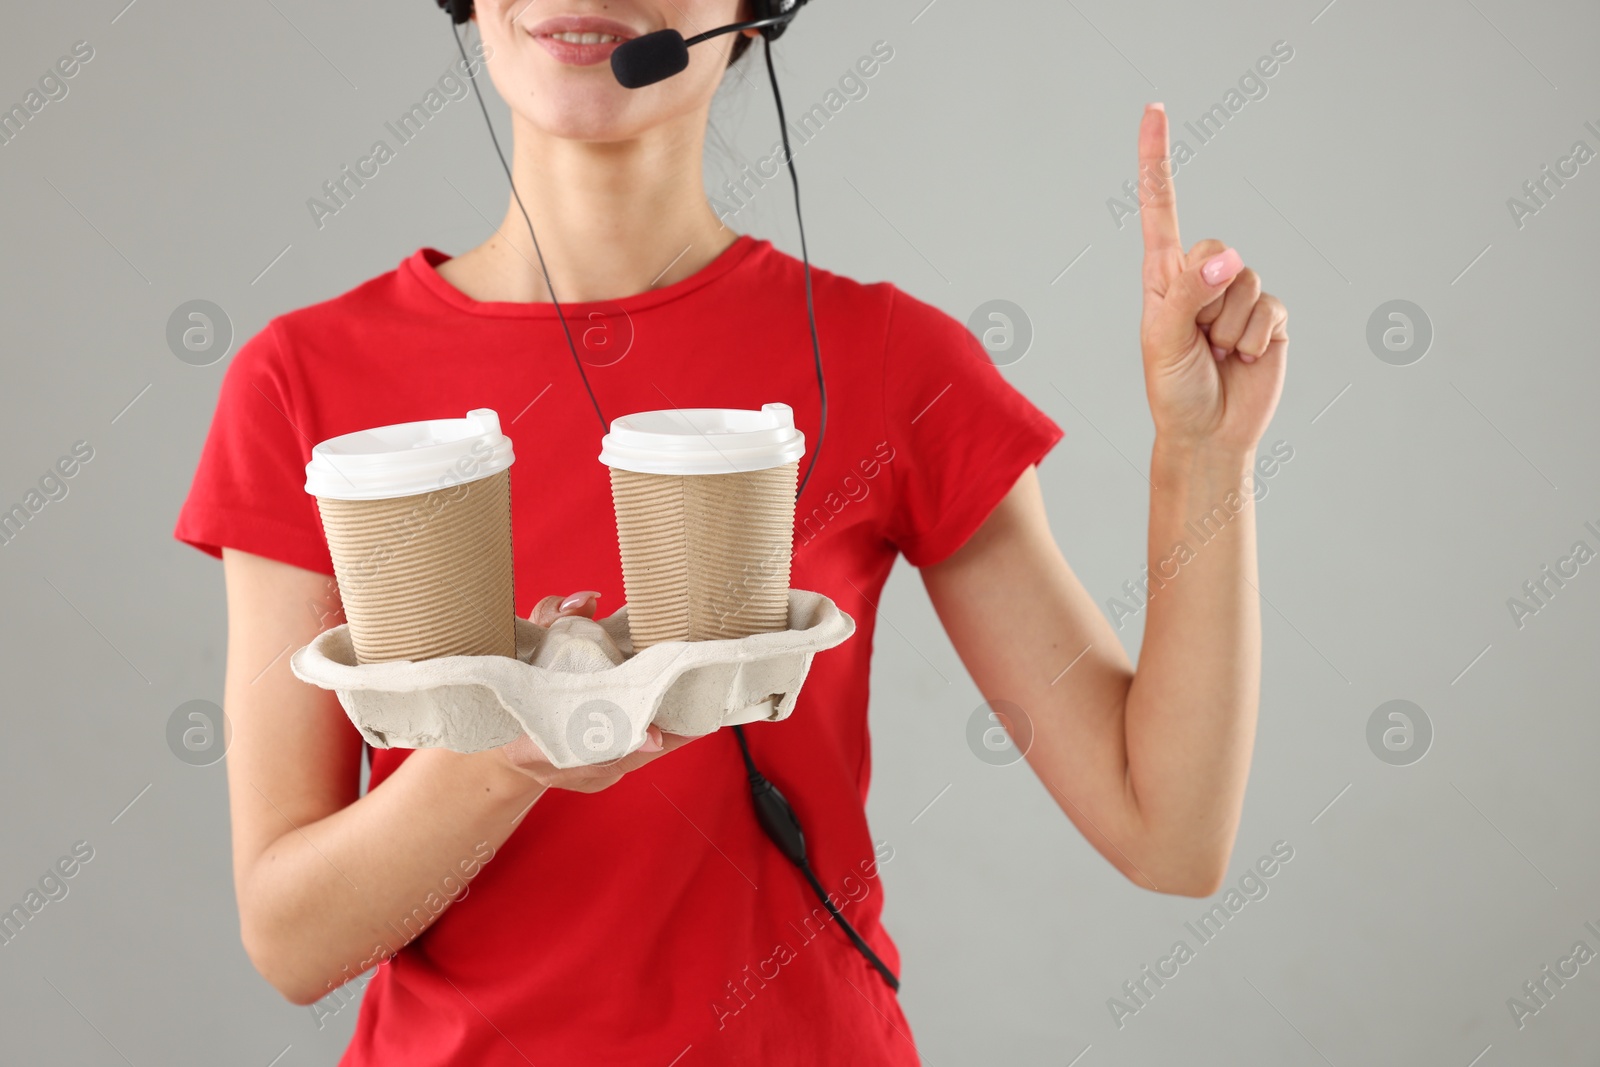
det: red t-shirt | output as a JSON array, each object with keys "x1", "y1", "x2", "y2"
[{"x1": 174, "y1": 235, "x2": 1063, "y2": 1066}]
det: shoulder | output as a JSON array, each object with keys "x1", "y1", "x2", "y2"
[
  {"x1": 744, "y1": 240, "x2": 969, "y2": 344},
  {"x1": 226, "y1": 251, "x2": 422, "y2": 384},
  {"x1": 271, "y1": 253, "x2": 417, "y2": 349}
]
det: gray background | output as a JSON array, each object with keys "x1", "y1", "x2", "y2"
[{"x1": 2, "y1": 0, "x2": 1596, "y2": 1063}]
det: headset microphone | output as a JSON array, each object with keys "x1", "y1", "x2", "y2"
[
  {"x1": 610, "y1": 7, "x2": 803, "y2": 89},
  {"x1": 444, "y1": 0, "x2": 895, "y2": 994},
  {"x1": 608, "y1": 31, "x2": 690, "y2": 89}
]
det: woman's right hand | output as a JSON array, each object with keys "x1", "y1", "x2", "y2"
[{"x1": 488, "y1": 590, "x2": 699, "y2": 796}]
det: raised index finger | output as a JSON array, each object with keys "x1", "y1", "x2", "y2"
[{"x1": 1137, "y1": 104, "x2": 1182, "y2": 262}]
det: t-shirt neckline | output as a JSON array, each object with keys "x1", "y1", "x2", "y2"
[{"x1": 404, "y1": 234, "x2": 762, "y2": 319}]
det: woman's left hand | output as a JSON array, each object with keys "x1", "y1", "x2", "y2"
[{"x1": 1136, "y1": 104, "x2": 1289, "y2": 455}]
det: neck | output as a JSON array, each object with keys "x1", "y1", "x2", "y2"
[{"x1": 454, "y1": 106, "x2": 737, "y2": 304}]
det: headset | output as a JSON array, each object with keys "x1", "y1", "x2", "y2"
[{"x1": 436, "y1": 0, "x2": 899, "y2": 993}]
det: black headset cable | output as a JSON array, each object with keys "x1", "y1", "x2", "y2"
[
  {"x1": 450, "y1": 15, "x2": 895, "y2": 994},
  {"x1": 452, "y1": 24, "x2": 605, "y2": 432},
  {"x1": 732, "y1": 724, "x2": 900, "y2": 991}
]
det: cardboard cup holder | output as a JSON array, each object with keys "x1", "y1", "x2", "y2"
[{"x1": 289, "y1": 589, "x2": 854, "y2": 769}]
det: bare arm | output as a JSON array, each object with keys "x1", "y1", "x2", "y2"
[
  {"x1": 918, "y1": 104, "x2": 1288, "y2": 897},
  {"x1": 921, "y1": 456, "x2": 1258, "y2": 897},
  {"x1": 221, "y1": 548, "x2": 685, "y2": 1004}
]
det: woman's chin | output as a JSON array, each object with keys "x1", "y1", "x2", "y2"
[{"x1": 520, "y1": 98, "x2": 684, "y2": 145}]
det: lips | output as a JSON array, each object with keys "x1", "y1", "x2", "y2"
[{"x1": 525, "y1": 15, "x2": 640, "y2": 66}]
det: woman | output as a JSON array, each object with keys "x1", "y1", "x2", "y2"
[{"x1": 174, "y1": 1, "x2": 1288, "y2": 1062}]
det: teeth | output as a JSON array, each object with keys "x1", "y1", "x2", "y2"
[{"x1": 550, "y1": 32, "x2": 619, "y2": 44}]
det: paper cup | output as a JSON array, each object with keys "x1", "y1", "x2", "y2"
[
  {"x1": 600, "y1": 403, "x2": 804, "y2": 650},
  {"x1": 305, "y1": 409, "x2": 516, "y2": 664}
]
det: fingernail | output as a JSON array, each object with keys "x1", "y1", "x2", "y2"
[
  {"x1": 1149, "y1": 102, "x2": 1165, "y2": 112},
  {"x1": 641, "y1": 728, "x2": 663, "y2": 753},
  {"x1": 1212, "y1": 344, "x2": 1228, "y2": 360},
  {"x1": 1202, "y1": 248, "x2": 1242, "y2": 286},
  {"x1": 559, "y1": 590, "x2": 600, "y2": 612},
  {"x1": 1239, "y1": 351, "x2": 1258, "y2": 364}
]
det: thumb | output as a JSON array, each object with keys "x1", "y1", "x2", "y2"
[
  {"x1": 1164, "y1": 245, "x2": 1243, "y2": 322},
  {"x1": 530, "y1": 591, "x2": 601, "y2": 626}
]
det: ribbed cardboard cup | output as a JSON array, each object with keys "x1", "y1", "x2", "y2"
[
  {"x1": 601, "y1": 404, "x2": 805, "y2": 652},
  {"x1": 305, "y1": 409, "x2": 517, "y2": 665},
  {"x1": 317, "y1": 469, "x2": 515, "y2": 664},
  {"x1": 610, "y1": 462, "x2": 798, "y2": 649}
]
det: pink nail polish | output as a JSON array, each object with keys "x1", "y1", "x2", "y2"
[
  {"x1": 1212, "y1": 344, "x2": 1228, "y2": 360},
  {"x1": 1202, "y1": 248, "x2": 1241, "y2": 286},
  {"x1": 560, "y1": 590, "x2": 600, "y2": 612}
]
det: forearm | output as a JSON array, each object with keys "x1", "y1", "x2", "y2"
[
  {"x1": 1123, "y1": 436, "x2": 1260, "y2": 886},
  {"x1": 239, "y1": 747, "x2": 543, "y2": 1004}
]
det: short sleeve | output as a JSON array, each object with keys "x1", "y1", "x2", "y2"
[
  {"x1": 173, "y1": 320, "x2": 334, "y2": 575},
  {"x1": 881, "y1": 288, "x2": 1064, "y2": 569}
]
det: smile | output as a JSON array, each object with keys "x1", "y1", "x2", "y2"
[
  {"x1": 526, "y1": 17, "x2": 640, "y2": 66},
  {"x1": 547, "y1": 32, "x2": 623, "y2": 44}
]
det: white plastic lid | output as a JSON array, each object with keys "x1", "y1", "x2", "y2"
[
  {"x1": 304, "y1": 408, "x2": 515, "y2": 500},
  {"x1": 597, "y1": 402, "x2": 805, "y2": 475}
]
